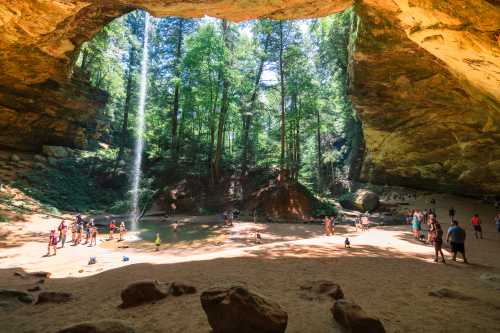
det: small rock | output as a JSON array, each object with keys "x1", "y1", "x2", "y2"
[
  {"x1": 299, "y1": 280, "x2": 344, "y2": 301},
  {"x1": 10, "y1": 154, "x2": 20, "y2": 162},
  {"x1": 200, "y1": 286, "x2": 288, "y2": 333},
  {"x1": 0, "y1": 289, "x2": 31, "y2": 299},
  {"x1": 428, "y1": 288, "x2": 476, "y2": 301},
  {"x1": 36, "y1": 291, "x2": 73, "y2": 304},
  {"x1": 56, "y1": 320, "x2": 135, "y2": 333},
  {"x1": 168, "y1": 282, "x2": 197, "y2": 296},
  {"x1": 119, "y1": 280, "x2": 167, "y2": 308},
  {"x1": 28, "y1": 286, "x2": 41, "y2": 292},
  {"x1": 48, "y1": 157, "x2": 58, "y2": 167},
  {"x1": 14, "y1": 271, "x2": 51, "y2": 279},
  {"x1": 479, "y1": 273, "x2": 500, "y2": 290},
  {"x1": 33, "y1": 154, "x2": 47, "y2": 163},
  {"x1": 0, "y1": 289, "x2": 33, "y2": 304},
  {"x1": 42, "y1": 145, "x2": 72, "y2": 158},
  {"x1": 332, "y1": 299, "x2": 385, "y2": 333}
]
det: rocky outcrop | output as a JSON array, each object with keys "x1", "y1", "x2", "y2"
[
  {"x1": 350, "y1": 0, "x2": 500, "y2": 195},
  {"x1": 0, "y1": 0, "x2": 499, "y2": 194},
  {"x1": 200, "y1": 286, "x2": 288, "y2": 333}
]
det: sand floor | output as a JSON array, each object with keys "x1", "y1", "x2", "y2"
[{"x1": 0, "y1": 192, "x2": 499, "y2": 332}]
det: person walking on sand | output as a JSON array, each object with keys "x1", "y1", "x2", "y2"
[
  {"x1": 447, "y1": 220, "x2": 468, "y2": 263},
  {"x1": 155, "y1": 232, "x2": 161, "y2": 251},
  {"x1": 430, "y1": 223, "x2": 446, "y2": 263},
  {"x1": 70, "y1": 221, "x2": 76, "y2": 244},
  {"x1": 471, "y1": 214, "x2": 483, "y2": 239},
  {"x1": 47, "y1": 230, "x2": 58, "y2": 256},
  {"x1": 58, "y1": 219, "x2": 67, "y2": 248}
]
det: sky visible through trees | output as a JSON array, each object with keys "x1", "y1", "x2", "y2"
[{"x1": 76, "y1": 9, "x2": 359, "y2": 194}]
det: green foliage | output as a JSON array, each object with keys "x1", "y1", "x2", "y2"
[
  {"x1": 80, "y1": 9, "x2": 359, "y2": 202},
  {"x1": 13, "y1": 154, "x2": 127, "y2": 213}
]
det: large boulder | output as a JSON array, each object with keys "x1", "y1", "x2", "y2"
[
  {"x1": 35, "y1": 291, "x2": 73, "y2": 304},
  {"x1": 57, "y1": 320, "x2": 135, "y2": 333},
  {"x1": 353, "y1": 190, "x2": 379, "y2": 212},
  {"x1": 120, "y1": 280, "x2": 167, "y2": 308},
  {"x1": 332, "y1": 299, "x2": 385, "y2": 333},
  {"x1": 200, "y1": 286, "x2": 288, "y2": 333}
]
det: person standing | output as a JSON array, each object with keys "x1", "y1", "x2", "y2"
[
  {"x1": 58, "y1": 219, "x2": 67, "y2": 248},
  {"x1": 119, "y1": 222, "x2": 127, "y2": 241},
  {"x1": 448, "y1": 207, "x2": 455, "y2": 223},
  {"x1": 47, "y1": 230, "x2": 58, "y2": 256},
  {"x1": 412, "y1": 210, "x2": 421, "y2": 239},
  {"x1": 447, "y1": 220, "x2": 468, "y2": 263},
  {"x1": 495, "y1": 213, "x2": 500, "y2": 234},
  {"x1": 430, "y1": 223, "x2": 446, "y2": 263},
  {"x1": 324, "y1": 216, "x2": 332, "y2": 236},
  {"x1": 108, "y1": 221, "x2": 116, "y2": 240},
  {"x1": 155, "y1": 232, "x2": 161, "y2": 251},
  {"x1": 471, "y1": 214, "x2": 483, "y2": 239}
]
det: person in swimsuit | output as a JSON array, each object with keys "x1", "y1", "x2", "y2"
[
  {"x1": 471, "y1": 214, "x2": 483, "y2": 239},
  {"x1": 109, "y1": 221, "x2": 116, "y2": 240},
  {"x1": 58, "y1": 219, "x2": 67, "y2": 248},
  {"x1": 119, "y1": 222, "x2": 127, "y2": 241},
  {"x1": 324, "y1": 216, "x2": 332, "y2": 236},
  {"x1": 89, "y1": 225, "x2": 98, "y2": 246},
  {"x1": 47, "y1": 230, "x2": 58, "y2": 256},
  {"x1": 431, "y1": 223, "x2": 445, "y2": 263}
]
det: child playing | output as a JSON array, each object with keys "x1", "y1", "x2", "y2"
[
  {"x1": 155, "y1": 232, "x2": 161, "y2": 251},
  {"x1": 344, "y1": 237, "x2": 351, "y2": 248}
]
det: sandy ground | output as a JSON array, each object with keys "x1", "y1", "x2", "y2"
[{"x1": 0, "y1": 192, "x2": 499, "y2": 332}]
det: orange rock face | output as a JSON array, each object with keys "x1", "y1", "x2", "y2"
[{"x1": 0, "y1": 0, "x2": 499, "y2": 194}]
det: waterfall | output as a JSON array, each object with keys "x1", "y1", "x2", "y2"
[{"x1": 131, "y1": 12, "x2": 151, "y2": 230}]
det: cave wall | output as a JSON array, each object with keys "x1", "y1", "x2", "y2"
[
  {"x1": 350, "y1": 0, "x2": 500, "y2": 194},
  {"x1": 0, "y1": 0, "x2": 499, "y2": 194}
]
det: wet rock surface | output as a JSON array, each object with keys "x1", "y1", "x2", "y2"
[{"x1": 201, "y1": 286, "x2": 288, "y2": 333}]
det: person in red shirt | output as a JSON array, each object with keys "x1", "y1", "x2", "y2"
[
  {"x1": 471, "y1": 214, "x2": 483, "y2": 239},
  {"x1": 109, "y1": 221, "x2": 116, "y2": 240}
]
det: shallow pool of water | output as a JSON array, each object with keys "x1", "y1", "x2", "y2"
[{"x1": 125, "y1": 218, "x2": 223, "y2": 243}]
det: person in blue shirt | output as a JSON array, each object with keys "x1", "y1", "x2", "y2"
[{"x1": 446, "y1": 220, "x2": 468, "y2": 263}]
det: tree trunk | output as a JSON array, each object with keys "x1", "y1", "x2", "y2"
[
  {"x1": 241, "y1": 33, "x2": 270, "y2": 175},
  {"x1": 214, "y1": 19, "x2": 231, "y2": 182},
  {"x1": 114, "y1": 45, "x2": 136, "y2": 171},
  {"x1": 279, "y1": 21, "x2": 286, "y2": 178},
  {"x1": 316, "y1": 108, "x2": 323, "y2": 192},
  {"x1": 171, "y1": 19, "x2": 184, "y2": 162}
]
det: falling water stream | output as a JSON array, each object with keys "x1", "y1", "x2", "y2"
[{"x1": 131, "y1": 12, "x2": 151, "y2": 230}]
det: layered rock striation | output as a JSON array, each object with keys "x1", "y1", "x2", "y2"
[{"x1": 350, "y1": 0, "x2": 500, "y2": 194}]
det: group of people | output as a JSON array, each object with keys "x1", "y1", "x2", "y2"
[
  {"x1": 406, "y1": 205, "x2": 499, "y2": 264},
  {"x1": 46, "y1": 214, "x2": 127, "y2": 256}
]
